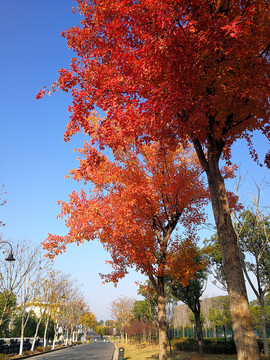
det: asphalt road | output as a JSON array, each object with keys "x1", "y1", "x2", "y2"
[{"x1": 32, "y1": 334, "x2": 115, "y2": 360}]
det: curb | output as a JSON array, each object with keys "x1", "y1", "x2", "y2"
[
  {"x1": 113, "y1": 344, "x2": 118, "y2": 360},
  {"x1": 8, "y1": 344, "x2": 76, "y2": 359}
]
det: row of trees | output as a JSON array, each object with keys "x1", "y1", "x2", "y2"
[
  {"x1": 106, "y1": 207, "x2": 270, "y2": 354},
  {"x1": 170, "y1": 192, "x2": 270, "y2": 356},
  {"x1": 108, "y1": 293, "x2": 270, "y2": 344},
  {"x1": 43, "y1": 142, "x2": 209, "y2": 360},
  {"x1": 173, "y1": 294, "x2": 270, "y2": 338},
  {"x1": 99, "y1": 195, "x2": 270, "y2": 356},
  {"x1": 37, "y1": 1, "x2": 270, "y2": 359},
  {"x1": 0, "y1": 238, "x2": 96, "y2": 354}
]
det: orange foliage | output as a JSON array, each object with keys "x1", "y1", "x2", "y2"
[
  {"x1": 37, "y1": 0, "x2": 269, "y2": 166},
  {"x1": 43, "y1": 142, "x2": 208, "y2": 286},
  {"x1": 38, "y1": 2, "x2": 269, "y2": 356}
]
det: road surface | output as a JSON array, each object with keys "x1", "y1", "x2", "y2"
[{"x1": 32, "y1": 333, "x2": 115, "y2": 360}]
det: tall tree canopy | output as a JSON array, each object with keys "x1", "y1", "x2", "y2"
[
  {"x1": 44, "y1": 143, "x2": 207, "y2": 276},
  {"x1": 44, "y1": 143, "x2": 208, "y2": 356},
  {"x1": 44, "y1": 143, "x2": 208, "y2": 360},
  {"x1": 37, "y1": 0, "x2": 269, "y2": 159},
  {"x1": 38, "y1": 1, "x2": 270, "y2": 358}
]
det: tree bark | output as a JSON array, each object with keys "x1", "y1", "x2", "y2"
[
  {"x1": 157, "y1": 278, "x2": 167, "y2": 360},
  {"x1": 205, "y1": 155, "x2": 260, "y2": 360},
  {"x1": 65, "y1": 328, "x2": 69, "y2": 346},
  {"x1": 19, "y1": 322, "x2": 24, "y2": 356},
  {"x1": 194, "y1": 310, "x2": 204, "y2": 356},
  {"x1": 31, "y1": 316, "x2": 43, "y2": 351},
  {"x1": 191, "y1": 135, "x2": 260, "y2": 359},
  {"x1": 52, "y1": 322, "x2": 58, "y2": 349},
  {"x1": 43, "y1": 317, "x2": 50, "y2": 347}
]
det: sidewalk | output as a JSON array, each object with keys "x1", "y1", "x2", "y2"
[{"x1": 113, "y1": 344, "x2": 118, "y2": 360}]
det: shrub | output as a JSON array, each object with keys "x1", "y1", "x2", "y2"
[
  {"x1": 35, "y1": 346, "x2": 51, "y2": 352},
  {"x1": 204, "y1": 339, "x2": 236, "y2": 354},
  {"x1": 22, "y1": 350, "x2": 33, "y2": 356},
  {"x1": 175, "y1": 338, "x2": 237, "y2": 354},
  {"x1": 0, "y1": 355, "x2": 10, "y2": 359}
]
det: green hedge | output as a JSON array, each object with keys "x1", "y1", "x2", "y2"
[
  {"x1": 175, "y1": 338, "x2": 270, "y2": 354},
  {"x1": 175, "y1": 338, "x2": 237, "y2": 354}
]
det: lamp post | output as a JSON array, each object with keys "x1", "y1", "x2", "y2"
[{"x1": 0, "y1": 241, "x2": 16, "y2": 262}]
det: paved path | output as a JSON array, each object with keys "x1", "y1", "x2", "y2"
[{"x1": 31, "y1": 341, "x2": 115, "y2": 360}]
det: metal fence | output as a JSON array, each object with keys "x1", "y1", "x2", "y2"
[{"x1": 169, "y1": 326, "x2": 270, "y2": 340}]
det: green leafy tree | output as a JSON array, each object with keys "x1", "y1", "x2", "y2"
[
  {"x1": 94, "y1": 324, "x2": 106, "y2": 336},
  {"x1": 133, "y1": 301, "x2": 148, "y2": 320},
  {"x1": 170, "y1": 256, "x2": 207, "y2": 355},
  {"x1": 10, "y1": 311, "x2": 38, "y2": 338},
  {"x1": 188, "y1": 312, "x2": 205, "y2": 327},
  {"x1": 235, "y1": 209, "x2": 270, "y2": 357},
  {"x1": 105, "y1": 320, "x2": 114, "y2": 327},
  {"x1": 205, "y1": 204, "x2": 270, "y2": 356},
  {"x1": 208, "y1": 296, "x2": 232, "y2": 339},
  {"x1": 0, "y1": 291, "x2": 16, "y2": 337},
  {"x1": 133, "y1": 300, "x2": 156, "y2": 324},
  {"x1": 266, "y1": 292, "x2": 270, "y2": 307},
  {"x1": 249, "y1": 305, "x2": 270, "y2": 330},
  {"x1": 208, "y1": 296, "x2": 231, "y2": 327},
  {"x1": 204, "y1": 234, "x2": 227, "y2": 291}
]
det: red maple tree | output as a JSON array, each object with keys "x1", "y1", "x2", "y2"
[
  {"x1": 38, "y1": 1, "x2": 269, "y2": 358},
  {"x1": 43, "y1": 142, "x2": 208, "y2": 359}
]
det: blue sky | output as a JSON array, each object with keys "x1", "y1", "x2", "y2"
[{"x1": 1, "y1": 1, "x2": 269, "y2": 321}]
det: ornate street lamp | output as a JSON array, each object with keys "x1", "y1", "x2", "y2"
[{"x1": 0, "y1": 241, "x2": 16, "y2": 262}]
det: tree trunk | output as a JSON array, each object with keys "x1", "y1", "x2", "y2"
[
  {"x1": 43, "y1": 317, "x2": 50, "y2": 347},
  {"x1": 19, "y1": 309, "x2": 30, "y2": 356},
  {"x1": 205, "y1": 155, "x2": 260, "y2": 360},
  {"x1": 167, "y1": 328, "x2": 172, "y2": 355},
  {"x1": 31, "y1": 316, "x2": 43, "y2": 351},
  {"x1": 194, "y1": 310, "x2": 204, "y2": 356},
  {"x1": 157, "y1": 279, "x2": 167, "y2": 360},
  {"x1": 260, "y1": 296, "x2": 269, "y2": 358},
  {"x1": 52, "y1": 323, "x2": 58, "y2": 349},
  {"x1": 19, "y1": 322, "x2": 24, "y2": 356},
  {"x1": 65, "y1": 328, "x2": 69, "y2": 346}
]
